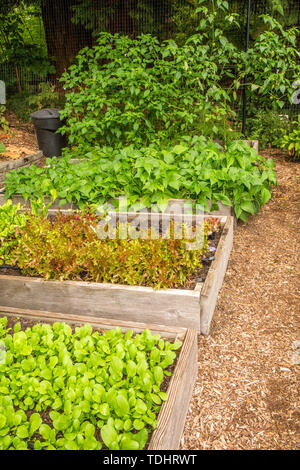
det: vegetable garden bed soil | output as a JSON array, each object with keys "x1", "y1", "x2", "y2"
[
  {"x1": 185, "y1": 228, "x2": 221, "y2": 289},
  {"x1": 0, "y1": 111, "x2": 38, "y2": 159}
]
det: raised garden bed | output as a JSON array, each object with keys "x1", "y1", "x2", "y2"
[
  {"x1": 0, "y1": 212, "x2": 233, "y2": 334},
  {"x1": 0, "y1": 306, "x2": 197, "y2": 450},
  {"x1": 0, "y1": 152, "x2": 43, "y2": 188}
]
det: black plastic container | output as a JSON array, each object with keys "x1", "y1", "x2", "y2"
[{"x1": 31, "y1": 108, "x2": 67, "y2": 158}]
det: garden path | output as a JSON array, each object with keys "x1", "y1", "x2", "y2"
[{"x1": 181, "y1": 150, "x2": 300, "y2": 450}]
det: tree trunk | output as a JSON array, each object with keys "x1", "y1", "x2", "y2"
[
  {"x1": 14, "y1": 65, "x2": 22, "y2": 93},
  {"x1": 41, "y1": 0, "x2": 92, "y2": 77}
]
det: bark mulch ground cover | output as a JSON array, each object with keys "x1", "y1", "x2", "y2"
[
  {"x1": 0, "y1": 111, "x2": 38, "y2": 161},
  {"x1": 181, "y1": 149, "x2": 300, "y2": 450}
]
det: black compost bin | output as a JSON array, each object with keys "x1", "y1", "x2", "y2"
[{"x1": 31, "y1": 108, "x2": 67, "y2": 158}]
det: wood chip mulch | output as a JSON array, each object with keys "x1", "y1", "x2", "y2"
[
  {"x1": 180, "y1": 149, "x2": 300, "y2": 450},
  {"x1": 0, "y1": 110, "x2": 38, "y2": 161}
]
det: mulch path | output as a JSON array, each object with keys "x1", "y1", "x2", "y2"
[
  {"x1": 0, "y1": 110, "x2": 38, "y2": 161},
  {"x1": 181, "y1": 149, "x2": 300, "y2": 450}
]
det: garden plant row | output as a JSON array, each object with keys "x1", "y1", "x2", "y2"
[
  {"x1": 0, "y1": 200, "x2": 233, "y2": 334},
  {"x1": 4, "y1": 138, "x2": 277, "y2": 223},
  {"x1": 0, "y1": 308, "x2": 197, "y2": 450}
]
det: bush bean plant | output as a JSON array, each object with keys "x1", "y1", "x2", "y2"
[
  {"x1": 0, "y1": 316, "x2": 181, "y2": 450},
  {"x1": 5, "y1": 138, "x2": 277, "y2": 222}
]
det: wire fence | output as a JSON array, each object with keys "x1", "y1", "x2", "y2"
[{"x1": 0, "y1": 0, "x2": 299, "y2": 120}]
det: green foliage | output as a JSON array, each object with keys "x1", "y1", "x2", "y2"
[
  {"x1": 246, "y1": 110, "x2": 292, "y2": 149},
  {"x1": 30, "y1": 195, "x2": 58, "y2": 218},
  {"x1": 7, "y1": 84, "x2": 64, "y2": 122},
  {"x1": 0, "y1": 316, "x2": 181, "y2": 450},
  {"x1": 27, "y1": 82, "x2": 64, "y2": 111},
  {"x1": 7, "y1": 211, "x2": 215, "y2": 289},
  {"x1": 279, "y1": 115, "x2": 300, "y2": 161},
  {"x1": 0, "y1": 105, "x2": 9, "y2": 134},
  {"x1": 59, "y1": 29, "x2": 236, "y2": 149},
  {"x1": 5, "y1": 137, "x2": 277, "y2": 222},
  {"x1": 236, "y1": 15, "x2": 300, "y2": 113},
  {"x1": 6, "y1": 91, "x2": 34, "y2": 122},
  {"x1": 59, "y1": 5, "x2": 300, "y2": 147},
  {"x1": 170, "y1": 0, "x2": 296, "y2": 46},
  {"x1": 71, "y1": 0, "x2": 177, "y2": 40},
  {"x1": 0, "y1": 4, "x2": 54, "y2": 78},
  {"x1": 0, "y1": 200, "x2": 28, "y2": 265}
]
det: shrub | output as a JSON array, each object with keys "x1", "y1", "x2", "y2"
[
  {"x1": 27, "y1": 82, "x2": 63, "y2": 111},
  {"x1": 7, "y1": 84, "x2": 64, "y2": 122},
  {"x1": 236, "y1": 15, "x2": 300, "y2": 114},
  {"x1": 246, "y1": 110, "x2": 292, "y2": 149},
  {"x1": 59, "y1": 31, "x2": 236, "y2": 149},
  {"x1": 279, "y1": 115, "x2": 300, "y2": 161},
  {"x1": 58, "y1": 8, "x2": 300, "y2": 149}
]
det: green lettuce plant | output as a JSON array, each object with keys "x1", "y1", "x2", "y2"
[{"x1": 0, "y1": 317, "x2": 181, "y2": 450}]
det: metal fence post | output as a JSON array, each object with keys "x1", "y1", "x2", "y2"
[{"x1": 242, "y1": 0, "x2": 252, "y2": 136}]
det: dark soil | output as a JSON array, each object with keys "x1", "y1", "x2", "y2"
[
  {"x1": 0, "y1": 265, "x2": 23, "y2": 276},
  {"x1": 185, "y1": 228, "x2": 222, "y2": 289}
]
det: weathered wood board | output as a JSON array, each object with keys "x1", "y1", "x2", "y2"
[
  {"x1": 0, "y1": 276, "x2": 201, "y2": 330},
  {"x1": 200, "y1": 216, "x2": 234, "y2": 334},
  {"x1": 0, "y1": 192, "x2": 234, "y2": 218},
  {"x1": 0, "y1": 216, "x2": 233, "y2": 334},
  {"x1": 0, "y1": 306, "x2": 198, "y2": 450}
]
